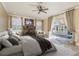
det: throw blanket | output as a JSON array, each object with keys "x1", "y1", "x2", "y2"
[{"x1": 30, "y1": 34, "x2": 52, "y2": 54}]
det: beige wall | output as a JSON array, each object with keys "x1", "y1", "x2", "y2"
[
  {"x1": 43, "y1": 19, "x2": 49, "y2": 34},
  {"x1": 0, "y1": 3, "x2": 8, "y2": 32}
]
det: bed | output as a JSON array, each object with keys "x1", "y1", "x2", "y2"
[
  {"x1": 20, "y1": 35, "x2": 77, "y2": 56},
  {"x1": 0, "y1": 34, "x2": 78, "y2": 56}
]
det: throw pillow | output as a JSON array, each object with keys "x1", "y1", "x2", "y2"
[
  {"x1": 8, "y1": 36, "x2": 19, "y2": 45},
  {"x1": 12, "y1": 34, "x2": 21, "y2": 41},
  {"x1": 1, "y1": 38, "x2": 13, "y2": 48}
]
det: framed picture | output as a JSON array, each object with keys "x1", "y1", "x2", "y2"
[{"x1": 23, "y1": 18, "x2": 34, "y2": 26}]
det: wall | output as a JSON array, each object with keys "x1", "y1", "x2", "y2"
[
  {"x1": 0, "y1": 3, "x2": 8, "y2": 32},
  {"x1": 9, "y1": 16, "x2": 49, "y2": 35},
  {"x1": 43, "y1": 19, "x2": 49, "y2": 35},
  {"x1": 9, "y1": 16, "x2": 36, "y2": 27}
]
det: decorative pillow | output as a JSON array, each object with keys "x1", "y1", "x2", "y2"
[
  {"x1": 12, "y1": 34, "x2": 21, "y2": 41},
  {"x1": 0, "y1": 31, "x2": 8, "y2": 37},
  {"x1": 8, "y1": 36, "x2": 19, "y2": 45},
  {"x1": 7, "y1": 28, "x2": 20, "y2": 45},
  {"x1": 1, "y1": 38, "x2": 13, "y2": 48},
  {"x1": 7, "y1": 28, "x2": 13, "y2": 37},
  {"x1": 0, "y1": 35, "x2": 12, "y2": 50}
]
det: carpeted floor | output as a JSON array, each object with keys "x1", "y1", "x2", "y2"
[
  {"x1": 43, "y1": 44, "x2": 79, "y2": 56},
  {"x1": 46, "y1": 37, "x2": 79, "y2": 56}
]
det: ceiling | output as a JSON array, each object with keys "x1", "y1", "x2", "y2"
[{"x1": 2, "y1": 2, "x2": 79, "y2": 19}]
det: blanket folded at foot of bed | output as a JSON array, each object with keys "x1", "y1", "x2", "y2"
[{"x1": 31, "y1": 35, "x2": 52, "y2": 54}]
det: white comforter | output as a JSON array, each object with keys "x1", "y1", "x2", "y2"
[
  {"x1": 20, "y1": 36, "x2": 42, "y2": 56},
  {"x1": 20, "y1": 36, "x2": 77, "y2": 56}
]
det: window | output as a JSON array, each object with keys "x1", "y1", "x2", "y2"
[
  {"x1": 36, "y1": 20, "x2": 43, "y2": 32},
  {"x1": 51, "y1": 14, "x2": 68, "y2": 35},
  {"x1": 12, "y1": 16, "x2": 22, "y2": 31}
]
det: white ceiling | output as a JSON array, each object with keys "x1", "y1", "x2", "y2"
[{"x1": 2, "y1": 2, "x2": 79, "y2": 19}]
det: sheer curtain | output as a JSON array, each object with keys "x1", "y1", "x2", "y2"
[
  {"x1": 48, "y1": 16, "x2": 53, "y2": 31},
  {"x1": 48, "y1": 16, "x2": 53, "y2": 38},
  {"x1": 11, "y1": 16, "x2": 22, "y2": 33},
  {"x1": 65, "y1": 9, "x2": 75, "y2": 44},
  {"x1": 36, "y1": 20, "x2": 43, "y2": 33}
]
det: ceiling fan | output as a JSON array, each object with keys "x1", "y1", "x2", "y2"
[{"x1": 32, "y1": 2, "x2": 48, "y2": 14}]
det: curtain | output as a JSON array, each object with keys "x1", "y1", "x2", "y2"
[
  {"x1": 65, "y1": 9, "x2": 75, "y2": 44},
  {"x1": 48, "y1": 16, "x2": 53, "y2": 37},
  {"x1": 11, "y1": 16, "x2": 22, "y2": 30},
  {"x1": 65, "y1": 9, "x2": 75, "y2": 33},
  {"x1": 48, "y1": 16, "x2": 53, "y2": 31}
]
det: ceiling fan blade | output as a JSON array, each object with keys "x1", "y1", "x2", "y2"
[
  {"x1": 37, "y1": 5, "x2": 42, "y2": 10},
  {"x1": 42, "y1": 8, "x2": 48, "y2": 10},
  {"x1": 42, "y1": 10, "x2": 47, "y2": 13},
  {"x1": 30, "y1": 4, "x2": 37, "y2": 6},
  {"x1": 32, "y1": 10, "x2": 38, "y2": 11},
  {"x1": 38, "y1": 11, "x2": 40, "y2": 14}
]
